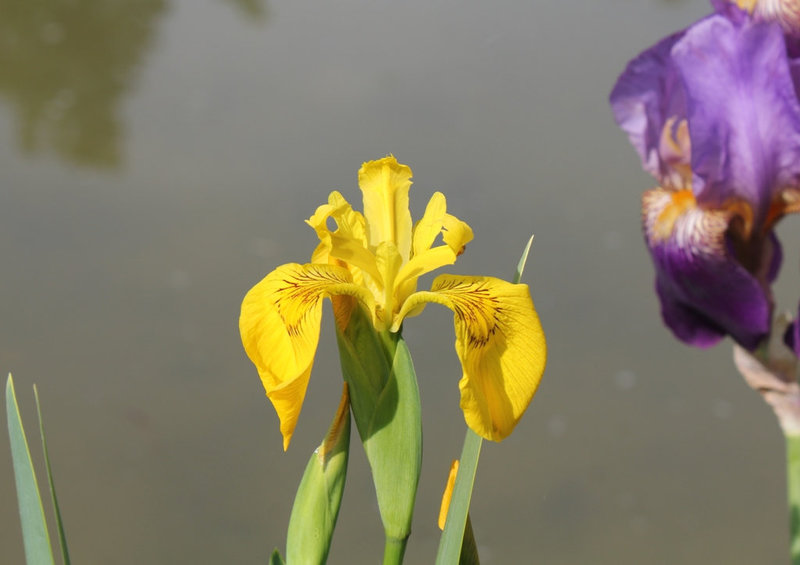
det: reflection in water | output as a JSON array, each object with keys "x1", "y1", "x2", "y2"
[
  {"x1": 0, "y1": 0, "x2": 167, "y2": 168},
  {"x1": 224, "y1": 0, "x2": 267, "y2": 21},
  {"x1": 0, "y1": 0, "x2": 267, "y2": 169}
]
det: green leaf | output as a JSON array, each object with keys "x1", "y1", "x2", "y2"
[
  {"x1": 269, "y1": 548, "x2": 285, "y2": 565},
  {"x1": 514, "y1": 235, "x2": 535, "y2": 285},
  {"x1": 458, "y1": 516, "x2": 480, "y2": 565},
  {"x1": 6, "y1": 375, "x2": 55, "y2": 565},
  {"x1": 436, "y1": 236, "x2": 535, "y2": 564},
  {"x1": 286, "y1": 386, "x2": 350, "y2": 564},
  {"x1": 435, "y1": 430, "x2": 481, "y2": 565},
  {"x1": 34, "y1": 385, "x2": 70, "y2": 565}
]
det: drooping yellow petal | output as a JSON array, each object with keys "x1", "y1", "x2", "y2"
[
  {"x1": 396, "y1": 275, "x2": 546, "y2": 441},
  {"x1": 239, "y1": 262, "x2": 374, "y2": 450},
  {"x1": 358, "y1": 156, "x2": 413, "y2": 260}
]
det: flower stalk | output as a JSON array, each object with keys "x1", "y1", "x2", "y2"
[
  {"x1": 787, "y1": 435, "x2": 800, "y2": 565},
  {"x1": 733, "y1": 322, "x2": 800, "y2": 565}
]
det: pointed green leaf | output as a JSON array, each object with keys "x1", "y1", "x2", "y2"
[
  {"x1": 269, "y1": 548, "x2": 285, "y2": 565},
  {"x1": 6, "y1": 375, "x2": 55, "y2": 565},
  {"x1": 435, "y1": 430, "x2": 481, "y2": 564},
  {"x1": 514, "y1": 235, "x2": 535, "y2": 284},
  {"x1": 286, "y1": 386, "x2": 351, "y2": 564},
  {"x1": 34, "y1": 386, "x2": 70, "y2": 565}
]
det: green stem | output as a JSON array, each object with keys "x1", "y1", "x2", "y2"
[
  {"x1": 383, "y1": 536, "x2": 408, "y2": 565},
  {"x1": 787, "y1": 434, "x2": 800, "y2": 565}
]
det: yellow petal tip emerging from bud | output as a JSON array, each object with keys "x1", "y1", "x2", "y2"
[{"x1": 438, "y1": 459, "x2": 460, "y2": 530}]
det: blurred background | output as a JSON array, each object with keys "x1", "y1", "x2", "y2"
[{"x1": 1, "y1": 0, "x2": 797, "y2": 563}]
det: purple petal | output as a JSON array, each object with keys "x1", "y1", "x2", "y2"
[
  {"x1": 766, "y1": 230, "x2": 783, "y2": 283},
  {"x1": 710, "y1": 0, "x2": 749, "y2": 23},
  {"x1": 643, "y1": 189, "x2": 771, "y2": 349},
  {"x1": 672, "y1": 14, "x2": 800, "y2": 223},
  {"x1": 609, "y1": 31, "x2": 688, "y2": 180},
  {"x1": 784, "y1": 306, "x2": 800, "y2": 357}
]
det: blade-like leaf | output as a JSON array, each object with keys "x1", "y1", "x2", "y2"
[
  {"x1": 437, "y1": 237, "x2": 535, "y2": 564},
  {"x1": 286, "y1": 385, "x2": 350, "y2": 564},
  {"x1": 514, "y1": 235, "x2": 534, "y2": 284},
  {"x1": 269, "y1": 549, "x2": 286, "y2": 565},
  {"x1": 6, "y1": 375, "x2": 55, "y2": 565},
  {"x1": 435, "y1": 430, "x2": 481, "y2": 564},
  {"x1": 34, "y1": 385, "x2": 70, "y2": 565}
]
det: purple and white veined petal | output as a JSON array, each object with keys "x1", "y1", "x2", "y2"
[
  {"x1": 672, "y1": 13, "x2": 800, "y2": 224},
  {"x1": 643, "y1": 188, "x2": 772, "y2": 349}
]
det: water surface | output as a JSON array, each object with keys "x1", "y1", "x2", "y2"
[{"x1": 1, "y1": 1, "x2": 793, "y2": 563}]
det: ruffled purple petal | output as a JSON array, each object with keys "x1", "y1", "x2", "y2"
[
  {"x1": 643, "y1": 189, "x2": 771, "y2": 349},
  {"x1": 673, "y1": 13, "x2": 800, "y2": 223},
  {"x1": 609, "y1": 31, "x2": 688, "y2": 180}
]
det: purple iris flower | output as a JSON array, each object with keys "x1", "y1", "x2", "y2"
[{"x1": 610, "y1": 1, "x2": 800, "y2": 350}]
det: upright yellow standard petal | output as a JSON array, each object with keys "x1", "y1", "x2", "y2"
[
  {"x1": 239, "y1": 262, "x2": 373, "y2": 450},
  {"x1": 358, "y1": 156, "x2": 413, "y2": 259},
  {"x1": 396, "y1": 275, "x2": 546, "y2": 441},
  {"x1": 412, "y1": 192, "x2": 448, "y2": 255}
]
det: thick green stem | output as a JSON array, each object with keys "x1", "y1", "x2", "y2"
[
  {"x1": 383, "y1": 536, "x2": 408, "y2": 565},
  {"x1": 787, "y1": 435, "x2": 800, "y2": 565}
]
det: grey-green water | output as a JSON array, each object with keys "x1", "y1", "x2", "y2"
[{"x1": 1, "y1": 0, "x2": 795, "y2": 563}]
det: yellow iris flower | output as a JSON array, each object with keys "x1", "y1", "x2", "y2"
[{"x1": 239, "y1": 156, "x2": 546, "y2": 449}]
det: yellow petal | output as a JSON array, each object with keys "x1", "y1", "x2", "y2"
[
  {"x1": 374, "y1": 241, "x2": 403, "y2": 324},
  {"x1": 441, "y1": 213, "x2": 474, "y2": 256},
  {"x1": 393, "y1": 245, "x2": 457, "y2": 308},
  {"x1": 438, "y1": 459, "x2": 459, "y2": 530},
  {"x1": 306, "y1": 190, "x2": 381, "y2": 290},
  {"x1": 306, "y1": 191, "x2": 367, "y2": 245},
  {"x1": 239, "y1": 262, "x2": 374, "y2": 450},
  {"x1": 358, "y1": 156, "x2": 413, "y2": 260},
  {"x1": 412, "y1": 192, "x2": 447, "y2": 255},
  {"x1": 396, "y1": 246, "x2": 457, "y2": 287},
  {"x1": 328, "y1": 234, "x2": 383, "y2": 286},
  {"x1": 397, "y1": 275, "x2": 546, "y2": 441}
]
